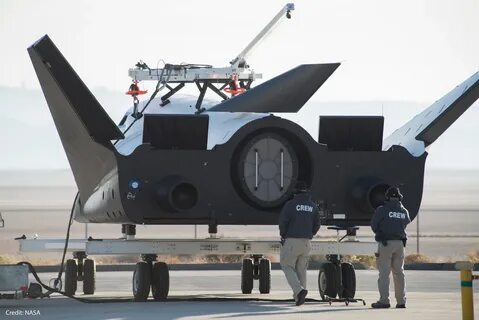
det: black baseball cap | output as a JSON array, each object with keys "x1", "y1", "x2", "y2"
[{"x1": 385, "y1": 186, "x2": 403, "y2": 200}]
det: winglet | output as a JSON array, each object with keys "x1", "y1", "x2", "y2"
[
  {"x1": 28, "y1": 35, "x2": 122, "y2": 198},
  {"x1": 28, "y1": 35, "x2": 124, "y2": 142},
  {"x1": 383, "y1": 71, "x2": 479, "y2": 156},
  {"x1": 208, "y1": 63, "x2": 340, "y2": 113}
]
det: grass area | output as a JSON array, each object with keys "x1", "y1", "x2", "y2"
[
  {"x1": 314, "y1": 252, "x2": 479, "y2": 269},
  {"x1": 0, "y1": 254, "x2": 58, "y2": 265},
  {"x1": 343, "y1": 255, "x2": 377, "y2": 269},
  {"x1": 1, "y1": 251, "x2": 478, "y2": 267},
  {"x1": 405, "y1": 253, "x2": 433, "y2": 264},
  {"x1": 467, "y1": 250, "x2": 479, "y2": 263},
  {"x1": 0, "y1": 254, "x2": 277, "y2": 266}
]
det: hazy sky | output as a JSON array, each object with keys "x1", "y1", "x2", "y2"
[
  {"x1": 0, "y1": 0, "x2": 478, "y2": 101},
  {"x1": 0, "y1": 0, "x2": 478, "y2": 170}
]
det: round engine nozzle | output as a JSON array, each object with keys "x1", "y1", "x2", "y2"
[
  {"x1": 155, "y1": 175, "x2": 198, "y2": 213},
  {"x1": 351, "y1": 177, "x2": 390, "y2": 212}
]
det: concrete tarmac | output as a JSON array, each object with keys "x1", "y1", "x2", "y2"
[{"x1": 1, "y1": 270, "x2": 478, "y2": 319}]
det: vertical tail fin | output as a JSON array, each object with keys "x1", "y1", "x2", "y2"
[
  {"x1": 28, "y1": 35, "x2": 124, "y2": 197},
  {"x1": 383, "y1": 71, "x2": 479, "y2": 156}
]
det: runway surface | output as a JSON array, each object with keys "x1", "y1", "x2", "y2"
[{"x1": 1, "y1": 270, "x2": 477, "y2": 319}]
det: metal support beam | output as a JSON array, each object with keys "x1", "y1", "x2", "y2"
[
  {"x1": 160, "y1": 82, "x2": 185, "y2": 106},
  {"x1": 219, "y1": 82, "x2": 230, "y2": 91},
  {"x1": 207, "y1": 83, "x2": 229, "y2": 101},
  {"x1": 129, "y1": 66, "x2": 261, "y2": 83},
  {"x1": 230, "y1": 3, "x2": 295, "y2": 68},
  {"x1": 195, "y1": 81, "x2": 208, "y2": 113},
  {"x1": 240, "y1": 80, "x2": 253, "y2": 90},
  {"x1": 18, "y1": 238, "x2": 377, "y2": 256}
]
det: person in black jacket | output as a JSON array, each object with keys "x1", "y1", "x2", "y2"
[
  {"x1": 279, "y1": 181, "x2": 320, "y2": 306},
  {"x1": 370, "y1": 186, "x2": 411, "y2": 309}
]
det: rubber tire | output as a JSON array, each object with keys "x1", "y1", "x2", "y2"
[
  {"x1": 151, "y1": 262, "x2": 169, "y2": 301},
  {"x1": 83, "y1": 259, "x2": 96, "y2": 295},
  {"x1": 133, "y1": 262, "x2": 151, "y2": 302},
  {"x1": 258, "y1": 258, "x2": 271, "y2": 294},
  {"x1": 340, "y1": 262, "x2": 356, "y2": 298},
  {"x1": 241, "y1": 258, "x2": 254, "y2": 294},
  {"x1": 318, "y1": 263, "x2": 339, "y2": 300},
  {"x1": 64, "y1": 259, "x2": 78, "y2": 296}
]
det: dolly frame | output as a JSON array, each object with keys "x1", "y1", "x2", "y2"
[
  {"x1": 18, "y1": 237, "x2": 376, "y2": 256},
  {"x1": 18, "y1": 235, "x2": 376, "y2": 303}
]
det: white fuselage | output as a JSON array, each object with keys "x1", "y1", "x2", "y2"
[{"x1": 115, "y1": 94, "x2": 270, "y2": 155}]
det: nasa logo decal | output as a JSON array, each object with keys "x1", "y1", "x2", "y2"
[{"x1": 128, "y1": 179, "x2": 141, "y2": 190}]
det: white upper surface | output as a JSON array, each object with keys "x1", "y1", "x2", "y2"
[
  {"x1": 383, "y1": 71, "x2": 479, "y2": 156},
  {"x1": 114, "y1": 94, "x2": 269, "y2": 155},
  {"x1": 115, "y1": 71, "x2": 479, "y2": 157}
]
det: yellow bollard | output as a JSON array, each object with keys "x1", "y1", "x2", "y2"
[{"x1": 456, "y1": 261, "x2": 475, "y2": 320}]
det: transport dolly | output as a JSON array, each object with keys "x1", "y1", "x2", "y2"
[
  {"x1": 318, "y1": 226, "x2": 367, "y2": 305},
  {"x1": 18, "y1": 235, "x2": 376, "y2": 302}
]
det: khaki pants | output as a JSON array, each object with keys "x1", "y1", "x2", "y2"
[
  {"x1": 280, "y1": 238, "x2": 311, "y2": 297},
  {"x1": 376, "y1": 240, "x2": 406, "y2": 305}
]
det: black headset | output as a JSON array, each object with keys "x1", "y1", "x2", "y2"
[
  {"x1": 385, "y1": 186, "x2": 403, "y2": 201},
  {"x1": 295, "y1": 180, "x2": 309, "y2": 194}
]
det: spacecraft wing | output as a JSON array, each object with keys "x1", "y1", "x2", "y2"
[
  {"x1": 28, "y1": 35, "x2": 124, "y2": 142},
  {"x1": 28, "y1": 35, "x2": 121, "y2": 197},
  {"x1": 383, "y1": 71, "x2": 479, "y2": 156},
  {"x1": 208, "y1": 63, "x2": 340, "y2": 113}
]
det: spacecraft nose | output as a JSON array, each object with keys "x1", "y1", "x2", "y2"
[{"x1": 155, "y1": 176, "x2": 198, "y2": 213}]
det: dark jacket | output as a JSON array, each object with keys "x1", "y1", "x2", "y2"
[
  {"x1": 370, "y1": 199, "x2": 411, "y2": 242},
  {"x1": 279, "y1": 192, "x2": 320, "y2": 239}
]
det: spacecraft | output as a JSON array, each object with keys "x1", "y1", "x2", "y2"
[
  {"x1": 28, "y1": 3, "x2": 479, "y2": 233},
  {"x1": 26, "y1": 3, "x2": 479, "y2": 300}
]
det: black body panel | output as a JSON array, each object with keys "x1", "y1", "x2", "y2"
[
  {"x1": 29, "y1": 35, "x2": 124, "y2": 143},
  {"x1": 116, "y1": 116, "x2": 426, "y2": 226},
  {"x1": 143, "y1": 114, "x2": 209, "y2": 150},
  {"x1": 28, "y1": 35, "x2": 121, "y2": 200},
  {"x1": 416, "y1": 77, "x2": 479, "y2": 146},
  {"x1": 319, "y1": 116, "x2": 384, "y2": 151},
  {"x1": 29, "y1": 35, "x2": 443, "y2": 228},
  {"x1": 209, "y1": 64, "x2": 340, "y2": 113}
]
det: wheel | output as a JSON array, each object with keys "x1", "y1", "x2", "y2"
[
  {"x1": 64, "y1": 259, "x2": 78, "y2": 296},
  {"x1": 241, "y1": 258, "x2": 254, "y2": 294},
  {"x1": 340, "y1": 262, "x2": 356, "y2": 299},
  {"x1": 318, "y1": 263, "x2": 339, "y2": 300},
  {"x1": 151, "y1": 262, "x2": 169, "y2": 301},
  {"x1": 258, "y1": 258, "x2": 271, "y2": 294},
  {"x1": 133, "y1": 262, "x2": 151, "y2": 301},
  {"x1": 83, "y1": 259, "x2": 96, "y2": 295}
]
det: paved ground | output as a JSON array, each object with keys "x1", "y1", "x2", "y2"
[{"x1": 1, "y1": 270, "x2": 478, "y2": 319}]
